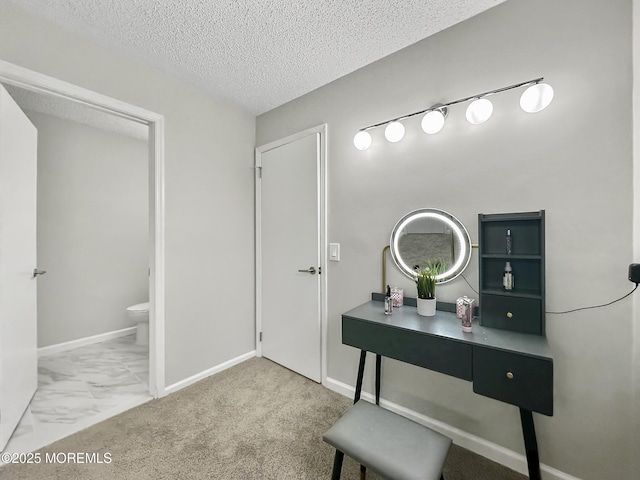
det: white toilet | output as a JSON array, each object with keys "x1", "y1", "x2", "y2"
[{"x1": 126, "y1": 302, "x2": 149, "y2": 346}]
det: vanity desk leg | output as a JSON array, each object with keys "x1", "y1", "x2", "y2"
[
  {"x1": 352, "y1": 350, "x2": 382, "y2": 406},
  {"x1": 520, "y1": 408, "x2": 541, "y2": 480},
  {"x1": 354, "y1": 350, "x2": 367, "y2": 403},
  {"x1": 375, "y1": 354, "x2": 381, "y2": 405}
]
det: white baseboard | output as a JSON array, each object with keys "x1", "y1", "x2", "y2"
[
  {"x1": 325, "y1": 377, "x2": 580, "y2": 480},
  {"x1": 164, "y1": 350, "x2": 256, "y2": 395},
  {"x1": 38, "y1": 327, "x2": 137, "y2": 357}
]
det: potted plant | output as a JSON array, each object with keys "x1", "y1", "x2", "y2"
[{"x1": 415, "y1": 260, "x2": 446, "y2": 317}]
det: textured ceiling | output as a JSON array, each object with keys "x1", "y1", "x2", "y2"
[{"x1": 8, "y1": 0, "x2": 506, "y2": 116}]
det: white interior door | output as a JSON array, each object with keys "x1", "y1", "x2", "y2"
[
  {"x1": 0, "y1": 84, "x2": 38, "y2": 450},
  {"x1": 259, "y1": 132, "x2": 321, "y2": 382}
]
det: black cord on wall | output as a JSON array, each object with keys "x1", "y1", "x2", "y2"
[{"x1": 546, "y1": 284, "x2": 638, "y2": 314}]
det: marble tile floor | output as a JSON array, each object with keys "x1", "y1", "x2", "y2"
[{"x1": 2, "y1": 334, "x2": 152, "y2": 456}]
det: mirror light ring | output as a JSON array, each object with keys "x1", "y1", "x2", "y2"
[
  {"x1": 393, "y1": 213, "x2": 466, "y2": 280},
  {"x1": 389, "y1": 208, "x2": 472, "y2": 284}
]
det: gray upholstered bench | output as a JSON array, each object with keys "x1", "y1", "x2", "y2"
[{"x1": 323, "y1": 401, "x2": 452, "y2": 480}]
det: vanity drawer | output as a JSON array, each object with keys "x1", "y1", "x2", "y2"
[
  {"x1": 343, "y1": 317, "x2": 472, "y2": 380},
  {"x1": 473, "y1": 347, "x2": 553, "y2": 415},
  {"x1": 480, "y1": 294, "x2": 542, "y2": 335}
]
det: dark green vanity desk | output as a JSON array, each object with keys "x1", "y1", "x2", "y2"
[{"x1": 342, "y1": 296, "x2": 553, "y2": 480}]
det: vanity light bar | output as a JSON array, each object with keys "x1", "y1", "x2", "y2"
[{"x1": 353, "y1": 77, "x2": 554, "y2": 150}]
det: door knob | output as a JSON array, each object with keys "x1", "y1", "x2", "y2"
[
  {"x1": 33, "y1": 268, "x2": 47, "y2": 278},
  {"x1": 297, "y1": 267, "x2": 316, "y2": 275}
]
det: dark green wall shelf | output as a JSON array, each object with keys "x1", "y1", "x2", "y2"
[{"x1": 478, "y1": 211, "x2": 546, "y2": 336}]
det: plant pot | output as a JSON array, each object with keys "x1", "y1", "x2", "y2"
[{"x1": 416, "y1": 297, "x2": 436, "y2": 317}]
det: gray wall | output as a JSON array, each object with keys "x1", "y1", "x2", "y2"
[
  {"x1": 257, "y1": 0, "x2": 635, "y2": 478},
  {"x1": 0, "y1": 2, "x2": 256, "y2": 386},
  {"x1": 29, "y1": 111, "x2": 148, "y2": 348}
]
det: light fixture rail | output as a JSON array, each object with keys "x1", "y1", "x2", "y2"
[{"x1": 353, "y1": 77, "x2": 553, "y2": 150}]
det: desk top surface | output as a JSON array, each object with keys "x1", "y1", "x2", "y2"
[{"x1": 343, "y1": 300, "x2": 552, "y2": 360}]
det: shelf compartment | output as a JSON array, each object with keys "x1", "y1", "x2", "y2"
[
  {"x1": 481, "y1": 257, "x2": 542, "y2": 296},
  {"x1": 480, "y1": 216, "x2": 542, "y2": 256}
]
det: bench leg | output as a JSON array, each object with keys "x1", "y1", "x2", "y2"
[
  {"x1": 519, "y1": 408, "x2": 541, "y2": 480},
  {"x1": 354, "y1": 350, "x2": 367, "y2": 403},
  {"x1": 360, "y1": 464, "x2": 366, "y2": 480},
  {"x1": 331, "y1": 450, "x2": 344, "y2": 480}
]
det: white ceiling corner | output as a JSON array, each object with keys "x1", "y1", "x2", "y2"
[{"x1": 7, "y1": 0, "x2": 506, "y2": 116}]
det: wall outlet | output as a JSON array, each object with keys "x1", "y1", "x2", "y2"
[{"x1": 629, "y1": 263, "x2": 640, "y2": 284}]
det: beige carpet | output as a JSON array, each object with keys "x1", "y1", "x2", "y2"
[{"x1": 0, "y1": 357, "x2": 526, "y2": 480}]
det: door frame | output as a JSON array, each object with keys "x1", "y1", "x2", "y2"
[
  {"x1": 255, "y1": 124, "x2": 328, "y2": 385},
  {"x1": 0, "y1": 59, "x2": 166, "y2": 397}
]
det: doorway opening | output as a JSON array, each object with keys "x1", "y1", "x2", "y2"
[{"x1": 0, "y1": 60, "x2": 166, "y2": 452}]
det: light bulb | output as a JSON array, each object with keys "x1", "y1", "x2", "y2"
[
  {"x1": 421, "y1": 110, "x2": 445, "y2": 134},
  {"x1": 466, "y1": 98, "x2": 494, "y2": 124},
  {"x1": 353, "y1": 130, "x2": 372, "y2": 150},
  {"x1": 520, "y1": 83, "x2": 554, "y2": 113},
  {"x1": 384, "y1": 121, "x2": 405, "y2": 143}
]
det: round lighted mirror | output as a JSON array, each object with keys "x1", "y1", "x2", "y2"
[{"x1": 390, "y1": 208, "x2": 472, "y2": 283}]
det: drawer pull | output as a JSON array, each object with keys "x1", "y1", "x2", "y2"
[
  {"x1": 506, "y1": 312, "x2": 513, "y2": 318},
  {"x1": 506, "y1": 371, "x2": 514, "y2": 379}
]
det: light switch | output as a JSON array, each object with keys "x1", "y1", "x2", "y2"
[{"x1": 329, "y1": 243, "x2": 340, "y2": 261}]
